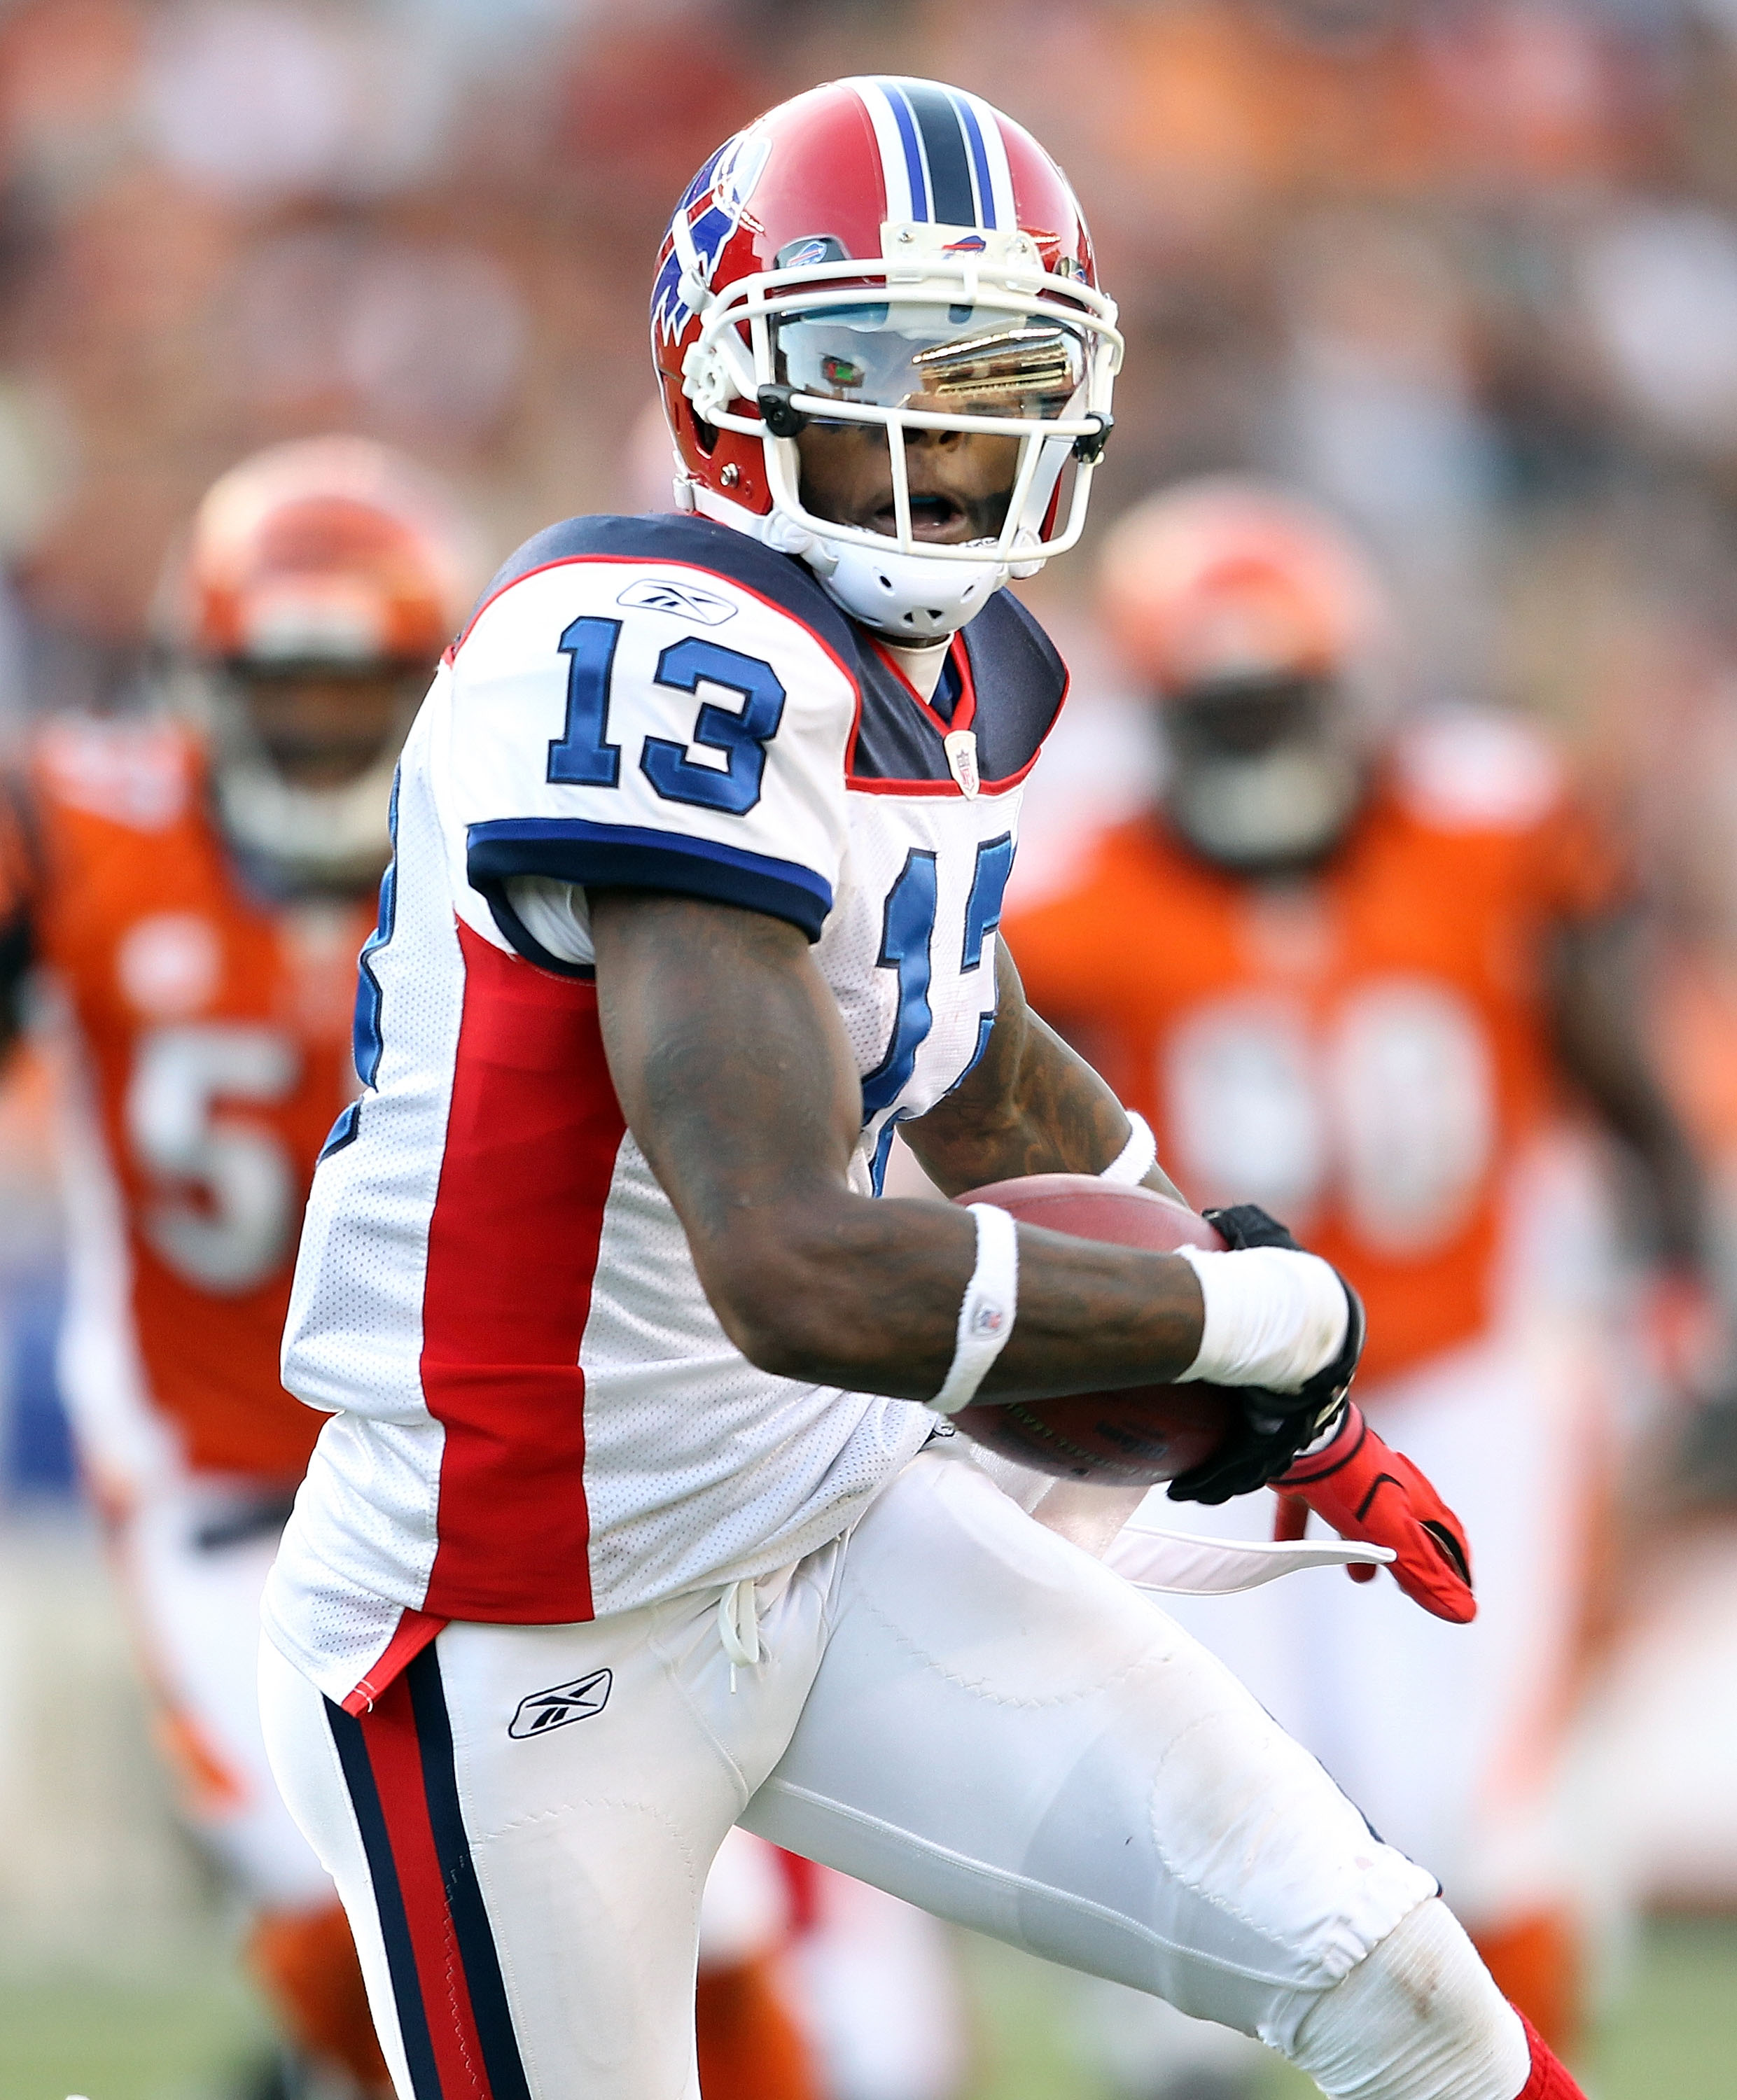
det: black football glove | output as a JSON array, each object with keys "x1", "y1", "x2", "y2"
[{"x1": 1166, "y1": 1203, "x2": 1366, "y2": 1506}]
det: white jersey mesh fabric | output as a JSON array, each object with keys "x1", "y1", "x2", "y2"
[{"x1": 265, "y1": 545, "x2": 1032, "y2": 1706}]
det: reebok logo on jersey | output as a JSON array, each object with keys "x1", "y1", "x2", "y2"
[
  {"x1": 508, "y1": 1667, "x2": 613, "y2": 1739},
  {"x1": 617, "y1": 579, "x2": 738, "y2": 626}
]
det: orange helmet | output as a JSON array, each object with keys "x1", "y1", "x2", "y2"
[
  {"x1": 175, "y1": 436, "x2": 475, "y2": 668},
  {"x1": 1098, "y1": 477, "x2": 1388, "y2": 697}
]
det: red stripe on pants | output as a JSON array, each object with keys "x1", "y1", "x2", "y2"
[
  {"x1": 358, "y1": 1670, "x2": 492, "y2": 2096},
  {"x1": 422, "y1": 920, "x2": 625, "y2": 1621}
]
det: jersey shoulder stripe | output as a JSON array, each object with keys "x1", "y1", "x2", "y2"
[
  {"x1": 468, "y1": 817, "x2": 834, "y2": 941},
  {"x1": 456, "y1": 512, "x2": 858, "y2": 668}
]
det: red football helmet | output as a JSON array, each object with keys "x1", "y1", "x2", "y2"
[
  {"x1": 1098, "y1": 477, "x2": 1388, "y2": 697},
  {"x1": 161, "y1": 438, "x2": 477, "y2": 890},
  {"x1": 177, "y1": 436, "x2": 474, "y2": 670},
  {"x1": 650, "y1": 76, "x2": 1122, "y2": 640}
]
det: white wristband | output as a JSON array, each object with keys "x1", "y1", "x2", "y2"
[
  {"x1": 930, "y1": 1203, "x2": 1020, "y2": 1415},
  {"x1": 1100, "y1": 1110, "x2": 1157, "y2": 1187},
  {"x1": 1173, "y1": 1245, "x2": 1348, "y2": 1391}
]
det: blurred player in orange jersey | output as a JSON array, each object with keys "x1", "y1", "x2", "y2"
[
  {"x1": 0, "y1": 435, "x2": 827, "y2": 2100},
  {"x1": 0, "y1": 438, "x2": 470, "y2": 2100},
  {"x1": 1004, "y1": 477, "x2": 1708, "y2": 2078}
]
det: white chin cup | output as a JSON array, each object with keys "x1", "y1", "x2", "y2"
[
  {"x1": 1169, "y1": 744, "x2": 1363, "y2": 869},
  {"x1": 807, "y1": 538, "x2": 1008, "y2": 641},
  {"x1": 687, "y1": 486, "x2": 1019, "y2": 640},
  {"x1": 214, "y1": 754, "x2": 397, "y2": 890},
  {"x1": 163, "y1": 665, "x2": 400, "y2": 888}
]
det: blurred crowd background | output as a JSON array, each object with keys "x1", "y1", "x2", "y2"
[{"x1": 5, "y1": 0, "x2": 1737, "y2": 2094}]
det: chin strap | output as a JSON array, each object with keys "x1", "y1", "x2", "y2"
[{"x1": 688, "y1": 482, "x2": 837, "y2": 570}]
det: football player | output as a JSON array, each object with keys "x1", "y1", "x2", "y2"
[
  {"x1": 256, "y1": 79, "x2": 1586, "y2": 2100},
  {"x1": 0, "y1": 437, "x2": 474, "y2": 2099},
  {"x1": 0, "y1": 437, "x2": 827, "y2": 2100},
  {"x1": 1007, "y1": 475, "x2": 1708, "y2": 2066}
]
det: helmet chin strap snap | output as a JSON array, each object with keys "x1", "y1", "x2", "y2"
[
  {"x1": 1070, "y1": 410, "x2": 1113, "y2": 465},
  {"x1": 755, "y1": 385, "x2": 809, "y2": 440}
]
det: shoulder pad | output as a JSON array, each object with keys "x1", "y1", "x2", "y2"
[
  {"x1": 1389, "y1": 706, "x2": 1563, "y2": 834},
  {"x1": 455, "y1": 512, "x2": 856, "y2": 665}
]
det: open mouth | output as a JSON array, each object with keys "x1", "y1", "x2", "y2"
[{"x1": 871, "y1": 491, "x2": 973, "y2": 541}]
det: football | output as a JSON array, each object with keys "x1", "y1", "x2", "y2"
[{"x1": 947, "y1": 1175, "x2": 1237, "y2": 1484}]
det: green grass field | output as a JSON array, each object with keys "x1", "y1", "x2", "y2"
[{"x1": 4, "y1": 1916, "x2": 1735, "y2": 2100}]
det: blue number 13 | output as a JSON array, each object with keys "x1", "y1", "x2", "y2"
[{"x1": 547, "y1": 617, "x2": 785, "y2": 817}]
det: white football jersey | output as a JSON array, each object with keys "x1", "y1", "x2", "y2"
[{"x1": 263, "y1": 513, "x2": 1070, "y2": 1709}]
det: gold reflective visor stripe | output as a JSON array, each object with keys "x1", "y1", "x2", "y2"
[{"x1": 909, "y1": 326, "x2": 1079, "y2": 402}]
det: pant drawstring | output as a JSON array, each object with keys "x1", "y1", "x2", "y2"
[{"x1": 718, "y1": 1578, "x2": 760, "y2": 1693}]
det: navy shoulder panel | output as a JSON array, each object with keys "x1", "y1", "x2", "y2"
[
  {"x1": 461, "y1": 513, "x2": 859, "y2": 664},
  {"x1": 849, "y1": 650, "x2": 949, "y2": 784},
  {"x1": 963, "y1": 589, "x2": 1069, "y2": 785},
  {"x1": 847, "y1": 588, "x2": 1068, "y2": 790},
  {"x1": 461, "y1": 522, "x2": 1068, "y2": 793}
]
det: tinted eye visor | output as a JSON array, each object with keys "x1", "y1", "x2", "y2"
[
  {"x1": 773, "y1": 311, "x2": 1087, "y2": 421},
  {"x1": 1168, "y1": 676, "x2": 1334, "y2": 759}
]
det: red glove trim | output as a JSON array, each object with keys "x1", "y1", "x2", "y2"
[
  {"x1": 1280, "y1": 1405, "x2": 1368, "y2": 1489},
  {"x1": 1278, "y1": 1404, "x2": 1477, "y2": 1624},
  {"x1": 1512, "y1": 2010, "x2": 1587, "y2": 2099}
]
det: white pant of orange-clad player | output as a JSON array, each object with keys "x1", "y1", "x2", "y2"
[
  {"x1": 1136, "y1": 1317, "x2": 1614, "y2": 2039},
  {"x1": 702, "y1": 1833, "x2": 968, "y2": 2100},
  {"x1": 789, "y1": 1865, "x2": 968, "y2": 2100},
  {"x1": 112, "y1": 1475, "x2": 339, "y2": 1909},
  {"x1": 260, "y1": 1446, "x2": 1437, "y2": 2100},
  {"x1": 108, "y1": 1475, "x2": 399, "y2": 2092}
]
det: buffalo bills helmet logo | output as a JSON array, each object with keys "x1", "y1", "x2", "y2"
[
  {"x1": 653, "y1": 127, "x2": 772, "y2": 343},
  {"x1": 781, "y1": 235, "x2": 843, "y2": 270}
]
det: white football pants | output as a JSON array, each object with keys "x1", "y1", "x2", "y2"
[
  {"x1": 1145, "y1": 1320, "x2": 1608, "y2": 1930},
  {"x1": 260, "y1": 1447, "x2": 1435, "y2": 2100},
  {"x1": 116, "y1": 1475, "x2": 337, "y2": 1910}
]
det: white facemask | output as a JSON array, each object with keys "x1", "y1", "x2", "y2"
[
  {"x1": 674, "y1": 220, "x2": 1119, "y2": 638},
  {"x1": 1166, "y1": 742, "x2": 1365, "y2": 871}
]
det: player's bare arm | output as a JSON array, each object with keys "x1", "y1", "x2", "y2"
[
  {"x1": 896, "y1": 941, "x2": 1186, "y2": 1201},
  {"x1": 591, "y1": 886, "x2": 1206, "y2": 1403},
  {"x1": 0, "y1": 774, "x2": 38, "y2": 1063},
  {"x1": 1551, "y1": 905, "x2": 1705, "y2": 1264}
]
